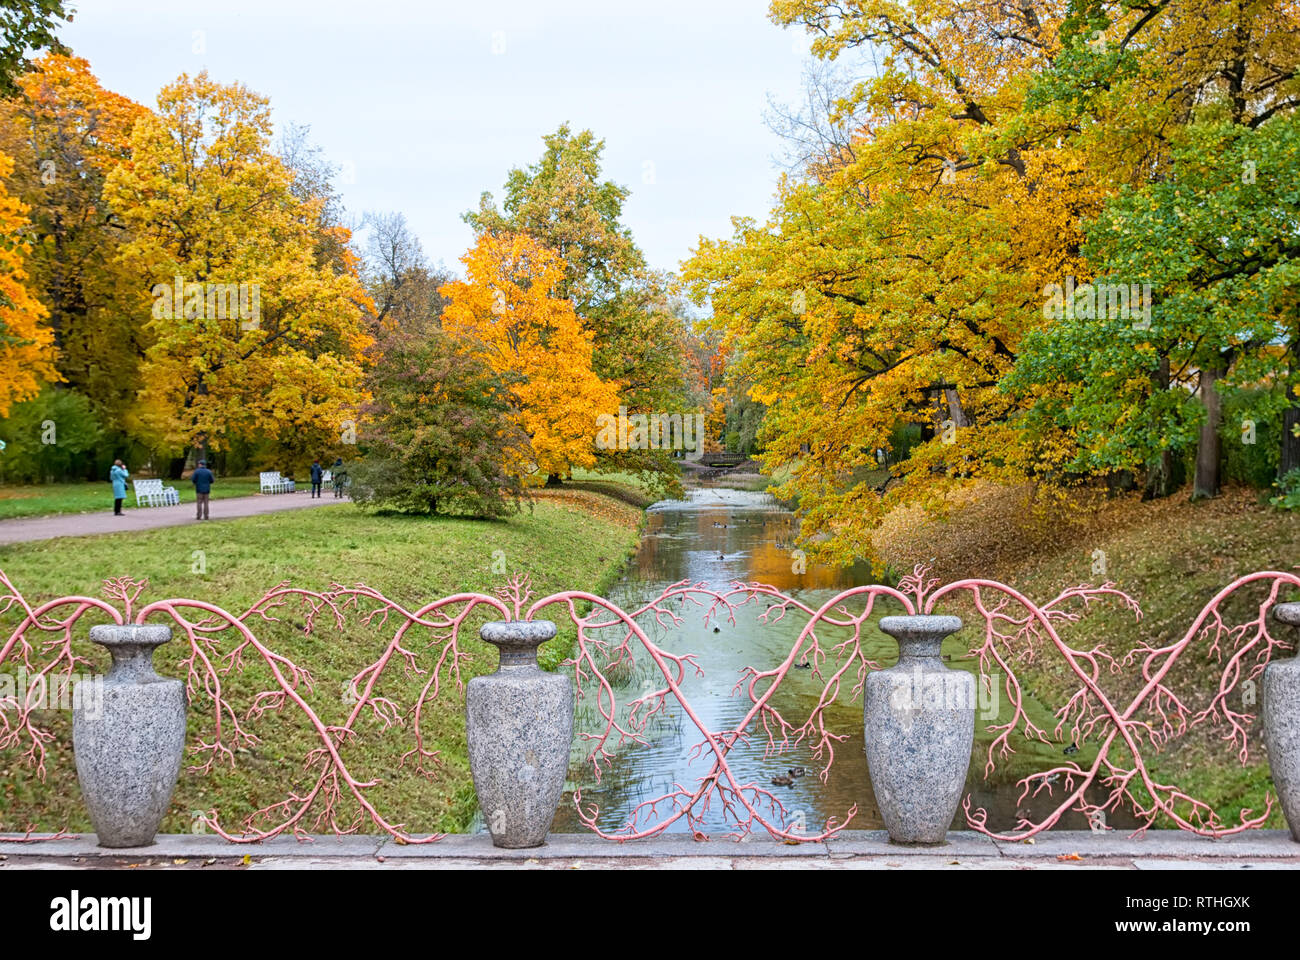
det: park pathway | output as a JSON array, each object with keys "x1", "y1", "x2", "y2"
[{"x1": 0, "y1": 493, "x2": 344, "y2": 546}]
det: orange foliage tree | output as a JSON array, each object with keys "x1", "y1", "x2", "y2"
[
  {"x1": 440, "y1": 233, "x2": 620, "y2": 484},
  {"x1": 0, "y1": 54, "x2": 150, "y2": 428},
  {"x1": 0, "y1": 151, "x2": 58, "y2": 417}
]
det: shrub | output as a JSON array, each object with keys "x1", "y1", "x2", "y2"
[
  {"x1": 1270, "y1": 468, "x2": 1300, "y2": 511},
  {"x1": 0, "y1": 387, "x2": 104, "y2": 483},
  {"x1": 1221, "y1": 389, "x2": 1279, "y2": 488},
  {"x1": 348, "y1": 328, "x2": 527, "y2": 518}
]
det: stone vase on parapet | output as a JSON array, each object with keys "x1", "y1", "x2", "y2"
[
  {"x1": 1263, "y1": 603, "x2": 1300, "y2": 842},
  {"x1": 73, "y1": 624, "x2": 187, "y2": 848},
  {"x1": 864, "y1": 615, "x2": 974, "y2": 845},
  {"x1": 467, "y1": 620, "x2": 573, "y2": 849}
]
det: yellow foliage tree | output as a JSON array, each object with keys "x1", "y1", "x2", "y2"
[
  {"x1": 685, "y1": 0, "x2": 1300, "y2": 567},
  {"x1": 0, "y1": 54, "x2": 150, "y2": 427},
  {"x1": 685, "y1": 1, "x2": 1114, "y2": 565},
  {"x1": 102, "y1": 72, "x2": 372, "y2": 461},
  {"x1": 439, "y1": 233, "x2": 620, "y2": 483}
]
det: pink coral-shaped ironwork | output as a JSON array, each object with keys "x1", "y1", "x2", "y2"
[{"x1": 1, "y1": 562, "x2": 1294, "y2": 845}]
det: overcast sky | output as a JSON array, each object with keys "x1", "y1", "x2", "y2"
[{"x1": 60, "y1": 0, "x2": 815, "y2": 276}]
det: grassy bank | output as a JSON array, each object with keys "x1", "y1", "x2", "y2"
[
  {"x1": 0, "y1": 477, "x2": 266, "y2": 520},
  {"x1": 0, "y1": 487, "x2": 645, "y2": 837},
  {"x1": 874, "y1": 484, "x2": 1300, "y2": 829}
]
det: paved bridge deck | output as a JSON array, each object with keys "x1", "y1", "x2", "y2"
[{"x1": 3, "y1": 831, "x2": 1297, "y2": 870}]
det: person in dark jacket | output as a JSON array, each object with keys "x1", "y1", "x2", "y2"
[
  {"x1": 310, "y1": 460, "x2": 324, "y2": 499},
  {"x1": 332, "y1": 457, "x2": 347, "y2": 498},
  {"x1": 191, "y1": 460, "x2": 215, "y2": 520}
]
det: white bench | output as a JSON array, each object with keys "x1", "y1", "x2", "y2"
[
  {"x1": 132, "y1": 478, "x2": 179, "y2": 508},
  {"x1": 259, "y1": 471, "x2": 296, "y2": 494},
  {"x1": 321, "y1": 471, "x2": 332, "y2": 485}
]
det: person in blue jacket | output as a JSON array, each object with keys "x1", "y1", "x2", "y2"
[
  {"x1": 310, "y1": 460, "x2": 324, "y2": 499},
  {"x1": 110, "y1": 460, "x2": 129, "y2": 516}
]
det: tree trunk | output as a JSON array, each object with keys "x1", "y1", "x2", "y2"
[
  {"x1": 545, "y1": 474, "x2": 563, "y2": 488},
  {"x1": 1193, "y1": 362, "x2": 1224, "y2": 500},
  {"x1": 1143, "y1": 356, "x2": 1177, "y2": 500},
  {"x1": 1282, "y1": 407, "x2": 1300, "y2": 479},
  {"x1": 1106, "y1": 470, "x2": 1136, "y2": 496},
  {"x1": 944, "y1": 388, "x2": 971, "y2": 428},
  {"x1": 917, "y1": 389, "x2": 948, "y2": 445},
  {"x1": 944, "y1": 388, "x2": 971, "y2": 476}
]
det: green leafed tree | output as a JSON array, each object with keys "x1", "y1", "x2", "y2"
[
  {"x1": 0, "y1": 384, "x2": 102, "y2": 483},
  {"x1": 348, "y1": 328, "x2": 527, "y2": 517},
  {"x1": 0, "y1": 1, "x2": 72, "y2": 97},
  {"x1": 1003, "y1": 0, "x2": 1300, "y2": 500},
  {"x1": 1007, "y1": 116, "x2": 1300, "y2": 500}
]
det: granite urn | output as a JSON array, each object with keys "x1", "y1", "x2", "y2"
[
  {"x1": 864, "y1": 615, "x2": 974, "y2": 844},
  {"x1": 466, "y1": 620, "x2": 573, "y2": 848},
  {"x1": 1263, "y1": 603, "x2": 1300, "y2": 842},
  {"x1": 73, "y1": 624, "x2": 187, "y2": 848}
]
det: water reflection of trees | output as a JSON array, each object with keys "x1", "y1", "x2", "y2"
[{"x1": 554, "y1": 493, "x2": 1144, "y2": 837}]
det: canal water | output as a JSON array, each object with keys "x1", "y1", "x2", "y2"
[{"x1": 544, "y1": 484, "x2": 1134, "y2": 837}]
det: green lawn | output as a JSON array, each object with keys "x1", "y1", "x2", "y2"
[
  {"x1": 0, "y1": 493, "x2": 643, "y2": 838},
  {"x1": 0, "y1": 476, "x2": 266, "y2": 520},
  {"x1": 569, "y1": 467, "x2": 658, "y2": 491},
  {"x1": 569, "y1": 466, "x2": 680, "y2": 503}
]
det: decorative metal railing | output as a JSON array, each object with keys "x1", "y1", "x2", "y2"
[{"x1": 0, "y1": 564, "x2": 1296, "y2": 845}]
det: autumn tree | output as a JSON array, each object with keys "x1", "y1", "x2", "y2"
[
  {"x1": 466, "y1": 124, "x2": 642, "y2": 324},
  {"x1": 102, "y1": 72, "x2": 372, "y2": 469},
  {"x1": 686, "y1": 0, "x2": 1300, "y2": 565},
  {"x1": 1010, "y1": 117, "x2": 1300, "y2": 499},
  {"x1": 466, "y1": 124, "x2": 690, "y2": 479},
  {"x1": 688, "y1": 0, "x2": 1085, "y2": 564},
  {"x1": 1009, "y1": 0, "x2": 1300, "y2": 499},
  {"x1": 0, "y1": 150, "x2": 58, "y2": 416},
  {"x1": 361, "y1": 210, "x2": 452, "y2": 340},
  {"x1": 0, "y1": 54, "x2": 150, "y2": 436},
  {"x1": 349, "y1": 211, "x2": 527, "y2": 513},
  {"x1": 439, "y1": 233, "x2": 620, "y2": 485},
  {"x1": 349, "y1": 327, "x2": 526, "y2": 517},
  {"x1": 279, "y1": 122, "x2": 356, "y2": 279}
]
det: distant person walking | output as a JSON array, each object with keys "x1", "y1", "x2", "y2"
[
  {"x1": 310, "y1": 460, "x2": 324, "y2": 499},
  {"x1": 191, "y1": 460, "x2": 215, "y2": 521},
  {"x1": 110, "y1": 460, "x2": 129, "y2": 516},
  {"x1": 332, "y1": 457, "x2": 347, "y2": 499}
]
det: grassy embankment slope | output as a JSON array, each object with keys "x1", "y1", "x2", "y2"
[
  {"x1": 0, "y1": 480, "x2": 647, "y2": 836},
  {"x1": 872, "y1": 484, "x2": 1300, "y2": 829}
]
